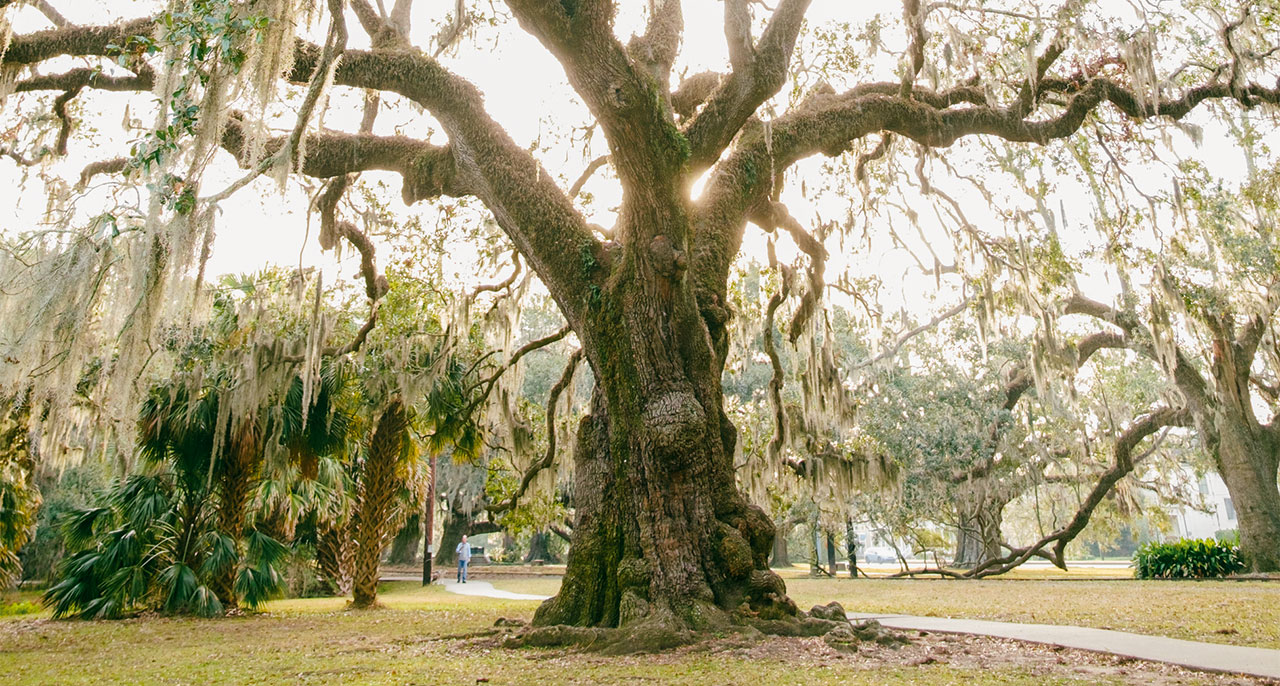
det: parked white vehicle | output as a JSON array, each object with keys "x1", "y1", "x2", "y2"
[{"x1": 862, "y1": 547, "x2": 898, "y2": 564}]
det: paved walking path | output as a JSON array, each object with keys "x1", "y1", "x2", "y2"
[
  {"x1": 848, "y1": 612, "x2": 1280, "y2": 680},
  {"x1": 441, "y1": 580, "x2": 550, "y2": 601}
]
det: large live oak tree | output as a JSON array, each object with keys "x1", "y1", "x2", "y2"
[{"x1": 3, "y1": 0, "x2": 1279, "y2": 638}]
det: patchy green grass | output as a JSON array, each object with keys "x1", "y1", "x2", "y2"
[
  {"x1": 0, "y1": 579, "x2": 1257, "y2": 685},
  {"x1": 0, "y1": 589, "x2": 45, "y2": 618},
  {"x1": 782, "y1": 577, "x2": 1280, "y2": 649}
]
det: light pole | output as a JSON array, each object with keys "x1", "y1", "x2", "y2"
[{"x1": 422, "y1": 452, "x2": 436, "y2": 585}]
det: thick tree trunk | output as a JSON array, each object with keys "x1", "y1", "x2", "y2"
[
  {"x1": 1207, "y1": 412, "x2": 1280, "y2": 572},
  {"x1": 953, "y1": 497, "x2": 1004, "y2": 569},
  {"x1": 525, "y1": 530, "x2": 558, "y2": 564},
  {"x1": 533, "y1": 264, "x2": 797, "y2": 632},
  {"x1": 825, "y1": 533, "x2": 837, "y2": 577},
  {"x1": 388, "y1": 513, "x2": 421, "y2": 565},
  {"x1": 770, "y1": 521, "x2": 790, "y2": 568},
  {"x1": 434, "y1": 507, "x2": 466, "y2": 567},
  {"x1": 845, "y1": 519, "x2": 857, "y2": 579},
  {"x1": 1197, "y1": 347, "x2": 1280, "y2": 573}
]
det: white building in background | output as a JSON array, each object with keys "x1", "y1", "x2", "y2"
[{"x1": 1170, "y1": 471, "x2": 1236, "y2": 541}]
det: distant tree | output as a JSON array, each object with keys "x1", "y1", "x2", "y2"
[{"x1": 0, "y1": 399, "x2": 38, "y2": 587}]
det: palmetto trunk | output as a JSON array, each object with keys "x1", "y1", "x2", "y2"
[
  {"x1": 212, "y1": 421, "x2": 262, "y2": 611},
  {"x1": 316, "y1": 522, "x2": 351, "y2": 595},
  {"x1": 351, "y1": 400, "x2": 409, "y2": 608}
]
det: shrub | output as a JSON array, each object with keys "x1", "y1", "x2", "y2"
[
  {"x1": 0, "y1": 600, "x2": 41, "y2": 616},
  {"x1": 1132, "y1": 538, "x2": 1245, "y2": 579},
  {"x1": 43, "y1": 474, "x2": 289, "y2": 619}
]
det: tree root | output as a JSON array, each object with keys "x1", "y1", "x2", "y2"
[
  {"x1": 501, "y1": 600, "x2": 910, "y2": 655},
  {"x1": 502, "y1": 621, "x2": 705, "y2": 655}
]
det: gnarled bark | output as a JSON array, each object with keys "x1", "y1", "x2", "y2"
[
  {"x1": 7, "y1": 2, "x2": 1280, "y2": 632},
  {"x1": 533, "y1": 285, "x2": 797, "y2": 633}
]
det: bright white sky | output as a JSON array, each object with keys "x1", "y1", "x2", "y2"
[{"x1": 0, "y1": 1, "x2": 1259, "y2": 327}]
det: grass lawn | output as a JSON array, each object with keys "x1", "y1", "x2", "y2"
[
  {"x1": 0, "y1": 578, "x2": 1272, "y2": 685},
  {"x1": 785, "y1": 577, "x2": 1280, "y2": 649}
]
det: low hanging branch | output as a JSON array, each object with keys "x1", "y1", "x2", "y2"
[
  {"x1": 462, "y1": 325, "x2": 572, "y2": 417},
  {"x1": 848, "y1": 296, "x2": 972, "y2": 373},
  {"x1": 203, "y1": 0, "x2": 349, "y2": 204},
  {"x1": 488, "y1": 348, "x2": 583, "y2": 515},
  {"x1": 763, "y1": 266, "x2": 792, "y2": 465},
  {"x1": 963, "y1": 405, "x2": 1192, "y2": 579},
  {"x1": 751, "y1": 201, "x2": 829, "y2": 344},
  {"x1": 950, "y1": 328, "x2": 1128, "y2": 485},
  {"x1": 279, "y1": 174, "x2": 387, "y2": 363}
]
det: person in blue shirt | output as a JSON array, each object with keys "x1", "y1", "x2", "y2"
[{"x1": 456, "y1": 535, "x2": 472, "y2": 583}]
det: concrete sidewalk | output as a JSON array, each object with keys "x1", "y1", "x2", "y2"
[
  {"x1": 849, "y1": 612, "x2": 1280, "y2": 680},
  {"x1": 441, "y1": 580, "x2": 550, "y2": 601}
]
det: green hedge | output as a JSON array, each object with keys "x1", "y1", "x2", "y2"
[{"x1": 1132, "y1": 538, "x2": 1244, "y2": 579}]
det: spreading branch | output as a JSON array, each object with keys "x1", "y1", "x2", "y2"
[
  {"x1": 488, "y1": 348, "x2": 583, "y2": 514},
  {"x1": 683, "y1": 0, "x2": 812, "y2": 171},
  {"x1": 1064, "y1": 293, "x2": 1211, "y2": 410},
  {"x1": 696, "y1": 73, "x2": 1280, "y2": 299},
  {"x1": 964, "y1": 405, "x2": 1191, "y2": 578},
  {"x1": 463, "y1": 325, "x2": 573, "y2": 418}
]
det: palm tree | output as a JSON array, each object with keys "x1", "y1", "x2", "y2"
[
  {"x1": 349, "y1": 399, "x2": 411, "y2": 608},
  {"x1": 44, "y1": 383, "x2": 278, "y2": 618},
  {"x1": 44, "y1": 380, "x2": 289, "y2": 618},
  {"x1": 258, "y1": 363, "x2": 359, "y2": 595}
]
